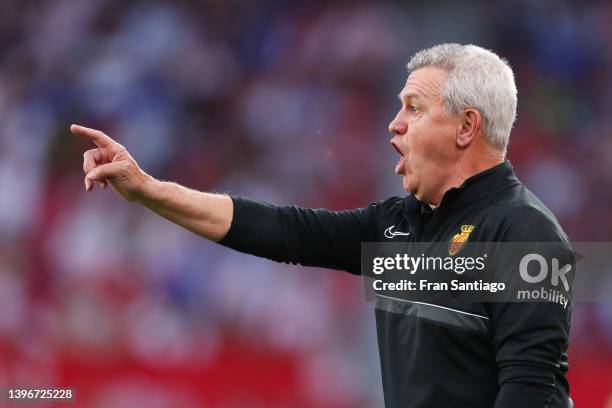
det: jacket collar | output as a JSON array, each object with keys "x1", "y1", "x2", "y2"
[{"x1": 405, "y1": 160, "x2": 521, "y2": 214}]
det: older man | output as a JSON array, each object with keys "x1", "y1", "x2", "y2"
[{"x1": 72, "y1": 44, "x2": 573, "y2": 407}]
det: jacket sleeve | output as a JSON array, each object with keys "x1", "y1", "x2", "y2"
[
  {"x1": 492, "y1": 206, "x2": 573, "y2": 408},
  {"x1": 218, "y1": 196, "x2": 381, "y2": 275}
]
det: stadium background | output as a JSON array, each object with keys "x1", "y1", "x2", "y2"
[{"x1": 1, "y1": 0, "x2": 611, "y2": 406}]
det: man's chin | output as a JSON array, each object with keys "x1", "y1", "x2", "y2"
[{"x1": 402, "y1": 176, "x2": 415, "y2": 194}]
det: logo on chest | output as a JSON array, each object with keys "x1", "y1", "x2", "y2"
[
  {"x1": 384, "y1": 225, "x2": 411, "y2": 239},
  {"x1": 448, "y1": 224, "x2": 475, "y2": 255}
]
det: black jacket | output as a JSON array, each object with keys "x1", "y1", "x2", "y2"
[{"x1": 220, "y1": 161, "x2": 573, "y2": 408}]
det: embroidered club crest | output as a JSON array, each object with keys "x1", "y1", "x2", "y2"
[{"x1": 448, "y1": 225, "x2": 475, "y2": 256}]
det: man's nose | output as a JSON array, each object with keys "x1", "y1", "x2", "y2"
[{"x1": 388, "y1": 112, "x2": 407, "y2": 136}]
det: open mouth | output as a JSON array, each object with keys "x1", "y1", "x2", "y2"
[{"x1": 391, "y1": 142, "x2": 405, "y2": 175}]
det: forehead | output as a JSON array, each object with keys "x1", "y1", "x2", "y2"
[{"x1": 399, "y1": 66, "x2": 448, "y2": 101}]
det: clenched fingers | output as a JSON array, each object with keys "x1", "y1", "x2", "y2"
[
  {"x1": 83, "y1": 148, "x2": 103, "y2": 174},
  {"x1": 85, "y1": 162, "x2": 123, "y2": 188},
  {"x1": 83, "y1": 148, "x2": 109, "y2": 191}
]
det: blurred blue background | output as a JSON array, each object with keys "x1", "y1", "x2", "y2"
[{"x1": 0, "y1": 0, "x2": 611, "y2": 406}]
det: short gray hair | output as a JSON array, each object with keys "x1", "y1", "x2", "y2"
[{"x1": 407, "y1": 44, "x2": 517, "y2": 154}]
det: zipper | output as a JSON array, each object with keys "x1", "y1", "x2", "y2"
[{"x1": 420, "y1": 207, "x2": 439, "y2": 240}]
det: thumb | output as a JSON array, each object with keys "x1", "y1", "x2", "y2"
[{"x1": 86, "y1": 162, "x2": 123, "y2": 182}]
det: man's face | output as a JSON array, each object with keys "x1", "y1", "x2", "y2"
[{"x1": 389, "y1": 67, "x2": 458, "y2": 203}]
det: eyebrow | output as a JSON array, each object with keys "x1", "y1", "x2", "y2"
[{"x1": 397, "y1": 93, "x2": 422, "y2": 103}]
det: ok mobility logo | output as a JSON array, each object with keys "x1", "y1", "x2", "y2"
[{"x1": 517, "y1": 253, "x2": 572, "y2": 308}]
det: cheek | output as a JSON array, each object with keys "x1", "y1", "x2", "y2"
[
  {"x1": 405, "y1": 126, "x2": 431, "y2": 163},
  {"x1": 414, "y1": 119, "x2": 454, "y2": 162}
]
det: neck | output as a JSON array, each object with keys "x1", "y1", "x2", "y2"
[{"x1": 424, "y1": 151, "x2": 504, "y2": 207}]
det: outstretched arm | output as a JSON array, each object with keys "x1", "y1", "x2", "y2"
[
  {"x1": 72, "y1": 124, "x2": 379, "y2": 273},
  {"x1": 71, "y1": 124, "x2": 232, "y2": 242}
]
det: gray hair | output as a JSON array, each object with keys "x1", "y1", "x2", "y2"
[{"x1": 407, "y1": 44, "x2": 517, "y2": 154}]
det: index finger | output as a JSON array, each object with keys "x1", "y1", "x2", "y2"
[{"x1": 70, "y1": 124, "x2": 115, "y2": 148}]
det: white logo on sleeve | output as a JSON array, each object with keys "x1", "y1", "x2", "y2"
[{"x1": 384, "y1": 225, "x2": 411, "y2": 239}]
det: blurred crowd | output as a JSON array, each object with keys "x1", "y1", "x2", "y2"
[{"x1": 0, "y1": 0, "x2": 611, "y2": 406}]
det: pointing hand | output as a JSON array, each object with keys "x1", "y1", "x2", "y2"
[{"x1": 71, "y1": 124, "x2": 150, "y2": 202}]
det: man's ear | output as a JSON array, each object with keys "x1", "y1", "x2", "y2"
[{"x1": 456, "y1": 108, "x2": 482, "y2": 148}]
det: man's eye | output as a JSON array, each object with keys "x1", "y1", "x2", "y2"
[{"x1": 409, "y1": 105, "x2": 418, "y2": 113}]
